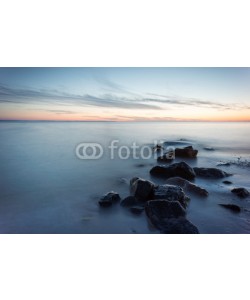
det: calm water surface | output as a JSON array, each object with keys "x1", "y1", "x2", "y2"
[{"x1": 0, "y1": 121, "x2": 250, "y2": 233}]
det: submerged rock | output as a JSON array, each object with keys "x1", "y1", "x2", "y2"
[
  {"x1": 166, "y1": 177, "x2": 209, "y2": 197},
  {"x1": 153, "y1": 184, "x2": 189, "y2": 208},
  {"x1": 223, "y1": 180, "x2": 232, "y2": 185},
  {"x1": 231, "y1": 188, "x2": 249, "y2": 198},
  {"x1": 217, "y1": 162, "x2": 231, "y2": 167},
  {"x1": 219, "y1": 204, "x2": 241, "y2": 213},
  {"x1": 99, "y1": 191, "x2": 121, "y2": 207},
  {"x1": 145, "y1": 200, "x2": 199, "y2": 234},
  {"x1": 130, "y1": 177, "x2": 155, "y2": 201},
  {"x1": 193, "y1": 167, "x2": 231, "y2": 178},
  {"x1": 204, "y1": 147, "x2": 215, "y2": 151},
  {"x1": 175, "y1": 146, "x2": 198, "y2": 158},
  {"x1": 120, "y1": 196, "x2": 138, "y2": 207},
  {"x1": 157, "y1": 152, "x2": 174, "y2": 163},
  {"x1": 150, "y1": 161, "x2": 196, "y2": 180}
]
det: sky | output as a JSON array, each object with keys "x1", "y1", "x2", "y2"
[{"x1": 0, "y1": 67, "x2": 249, "y2": 121}]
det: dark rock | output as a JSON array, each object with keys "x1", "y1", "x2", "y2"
[
  {"x1": 145, "y1": 200, "x2": 199, "y2": 234},
  {"x1": 129, "y1": 206, "x2": 144, "y2": 215},
  {"x1": 193, "y1": 167, "x2": 231, "y2": 178},
  {"x1": 157, "y1": 152, "x2": 174, "y2": 163},
  {"x1": 146, "y1": 200, "x2": 186, "y2": 220},
  {"x1": 223, "y1": 180, "x2": 232, "y2": 185},
  {"x1": 175, "y1": 146, "x2": 198, "y2": 158},
  {"x1": 130, "y1": 177, "x2": 155, "y2": 201},
  {"x1": 150, "y1": 161, "x2": 196, "y2": 180},
  {"x1": 204, "y1": 147, "x2": 215, "y2": 151},
  {"x1": 99, "y1": 191, "x2": 121, "y2": 207},
  {"x1": 120, "y1": 196, "x2": 138, "y2": 207},
  {"x1": 231, "y1": 188, "x2": 249, "y2": 198},
  {"x1": 160, "y1": 217, "x2": 199, "y2": 234},
  {"x1": 153, "y1": 184, "x2": 189, "y2": 208},
  {"x1": 219, "y1": 204, "x2": 241, "y2": 212},
  {"x1": 166, "y1": 177, "x2": 209, "y2": 197}
]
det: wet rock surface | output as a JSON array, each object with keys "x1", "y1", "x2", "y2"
[
  {"x1": 153, "y1": 184, "x2": 189, "y2": 208},
  {"x1": 130, "y1": 177, "x2": 155, "y2": 201},
  {"x1": 166, "y1": 177, "x2": 209, "y2": 197},
  {"x1": 175, "y1": 146, "x2": 198, "y2": 158},
  {"x1": 150, "y1": 161, "x2": 196, "y2": 180},
  {"x1": 120, "y1": 196, "x2": 138, "y2": 207},
  {"x1": 193, "y1": 167, "x2": 231, "y2": 178},
  {"x1": 145, "y1": 200, "x2": 199, "y2": 234},
  {"x1": 231, "y1": 188, "x2": 249, "y2": 198},
  {"x1": 219, "y1": 204, "x2": 241, "y2": 213},
  {"x1": 99, "y1": 191, "x2": 121, "y2": 207}
]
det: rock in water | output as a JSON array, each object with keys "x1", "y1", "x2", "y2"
[
  {"x1": 99, "y1": 191, "x2": 121, "y2": 207},
  {"x1": 231, "y1": 188, "x2": 249, "y2": 198},
  {"x1": 193, "y1": 167, "x2": 231, "y2": 178},
  {"x1": 150, "y1": 161, "x2": 196, "y2": 180},
  {"x1": 120, "y1": 196, "x2": 138, "y2": 207},
  {"x1": 130, "y1": 177, "x2": 155, "y2": 201},
  {"x1": 175, "y1": 146, "x2": 198, "y2": 158},
  {"x1": 145, "y1": 200, "x2": 199, "y2": 234},
  {"x1": 160, "y1": 217, "x2": 199, "y2": 234},
  {"x1": 157, "y1": 153, "x2": 174, "y2": 162},
  {"x1": 146, "y1": 200, "x2": 186, "y2": 219},
  {"x1": 223, "y1": 180, "x2": 232, "y2": 185},
  {"x1": 166, "y1": 177, "x2": 209, "y2": 196},
  {"x1": 219, "y1": 204, "x2": 241, "y2": 212},
  {"x1": 153, "y1": 184, "x2": 189, "y2": 208}
]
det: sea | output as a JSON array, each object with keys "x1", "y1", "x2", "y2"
[{"x1": 0, "y1": 121, "x2": 250, "y2": 233}]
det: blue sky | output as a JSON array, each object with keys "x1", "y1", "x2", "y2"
[{"x1": 0, "y1": 68, "x2": 249, "y2": 121}]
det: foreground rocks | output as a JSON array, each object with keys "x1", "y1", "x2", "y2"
[
  {"x1": 120, "y1": 196, "x2": 138, "y2": 207},
  {"x1": 193, "y1": 167, "x2": 231, "y2": 178},
  {"x1": 175, "y1": 146, "x2": 198, "y2": 158},
  {"x1": 219, "y1": 204, "x2": 241, "y2": 213},
  {"x1": 231, "y1": 188, "x2": 249, "y2": 198},
  {"x1": 153, "y1": 184, "x2": 189, "y2": 208},
  {"x1": 145, "y1": 200, "x2": 199, "y2": 234},
  {"x1": 166, "y1": 177, "x2": 209, "y2": 197},
  {"x1": 99, "y1": 191, "x2": 121, "y2": 207},
  {"x1": 130, "y1": 177, "x2": 154, "y2": 201},
  {"x1": 150, "y1": 161, "x2": 196, "y2": 180}
]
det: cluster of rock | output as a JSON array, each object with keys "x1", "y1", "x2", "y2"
[
  {"x1": 98, "y1": 144, "x2": 249, "y2": 233},
  {"x1": 99, "y1": 176, "x2": 200, "y2": 234}
]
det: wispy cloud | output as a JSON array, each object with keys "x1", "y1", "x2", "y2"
[{"x1": 0, "y1": 84, "x2": 162, "y2": 110}]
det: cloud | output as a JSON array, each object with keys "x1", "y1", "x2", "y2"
[{"x1": 0, "y1": 84, "x2": 162, "y2": 110}]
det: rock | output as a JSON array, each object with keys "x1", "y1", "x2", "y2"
[
  {"x1": 219, "y1": 204, "x2": 241, "y2": 213},
  {"x1": 153, "y1": 184, "x2": 189, "y2": 208},
  {"x1": 120, "y1": 196, "x2": 138, "y2": 207},
  {"x1": 166, "y1": 177, "x2": 209, "y2": 197},
  {"x1": 150, "y1": 161, "x2": 196, "y2": 180},
  {"x1": 231, "y1": 188, "x2": 249, "y2": 198},
  {"x1": 175, "y1": 146, "x2": 198, "y2": 158},
  {"x1": 146, "y1": 200, "x2": 186, "y2": 220},
  {"x1": 145, "y1": 200, "x2": 199, "y2": 234},
  {"x1": 99, "y1": 191, "x2": 121, "y2": 207},
  {"x1": 193, "y1": 167, "x2": 231, "y2": 178},
  {"x1": 129, "y1": 206, "x2": 144, "y2": 215},
  {"x1": 223, "y1": 180, "x2": 232, "y2": 185},
  {"x1": 160, "y1": 217, "x2": 199, "y2": 234},
  {"x1": 157, "y1": 152, "x2": 174, "y2": 162},
  {"x1": 130, "y1": 177, "x2": 155, "y2": 201},
  {"x1": 204, "y1": 147, "x2": 215, "y2": 151}
]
